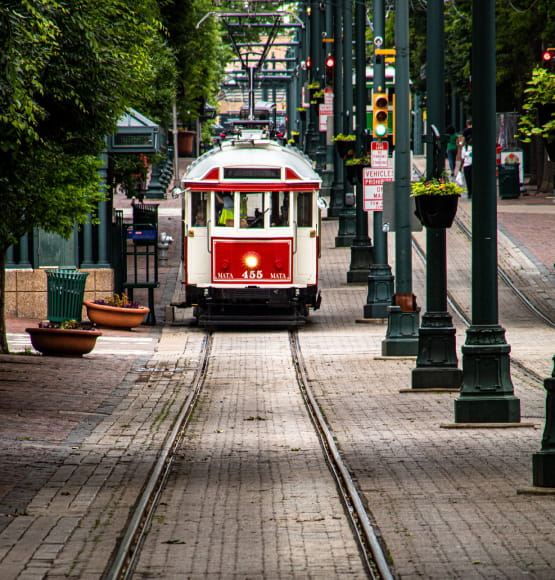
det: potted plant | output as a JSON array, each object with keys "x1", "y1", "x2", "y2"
[
  {"x1": 332, "y1": 134, "x2": 357, "y2": 159},
  {"x1": 290, "y1": 131, "x2": 300, "y2": 145},
  {"x1": 26, "y1": 320, "x2": 102, "y2": 357},
  {"x1": 307, "y1": 81, "x2": 320, "y2": 99},
  {"x1": 297, "y1": 107, "x2": 307, "y2": 121},
  {"x1": 410, "y1": 176, "x2": 464, "y2": 228},
  {"x1": 84, "y1": 293, "x2": 150, "y2": 330}
]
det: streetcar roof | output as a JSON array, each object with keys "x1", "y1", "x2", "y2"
[{"x1": 183, "y1": 139, "x2": 321, "y2": 192}]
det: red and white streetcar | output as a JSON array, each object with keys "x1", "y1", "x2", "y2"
[{"x1": 179, "y1": 122, "x2": 322, "y2": 326}]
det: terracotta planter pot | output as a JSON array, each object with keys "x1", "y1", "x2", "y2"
[
  {"x1": 177, "y1": 131, "x2": 195, "y2": 156},
  {"x1": 84, "y1": 300, "x2": 149, "y2": 329},
  {"x1": 414, "y1": 194, "x2": 459, "y2": 228},
  {"x1": 26, "y1": 327, "x2": 102, "y2": 357}
]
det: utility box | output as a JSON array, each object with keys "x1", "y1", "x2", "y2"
[{"x1": 498, "y1": 164, "x2": 520, "y2": 199}]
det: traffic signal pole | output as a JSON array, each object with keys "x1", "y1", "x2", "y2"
[
  {"x1": 347, "y1": 0, "x2": 373, "y2": 283},
  {"x1": 363, "y1": 0, "x2": 394, "y2": 318},
  {"x1": 382, "y1": 0, "x2": 419, "y2": 356}
]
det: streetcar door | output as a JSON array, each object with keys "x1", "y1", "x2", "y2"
[{"x1": 294, "y1": 191, "x2": 318, "y2": 285}]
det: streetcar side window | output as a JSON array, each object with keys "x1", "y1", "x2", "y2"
[
  {"x1": 191, "y1": 192, "x2": 207, "y2": 227},
  {"x1": 215, "y1": 191, "x2": 235, "y2": 227},
  {"x1": 270, "y1": 192, "x2": 289, "y2": 227},
  {"x1": 240, "y1": 192, "x2": 265, "y2": 228},
  {"x1": 296, "y1": 192, "x2": 313, "y2": 227}
]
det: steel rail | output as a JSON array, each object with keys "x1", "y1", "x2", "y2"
[
  {"x1": 289, "y1": 330, "x2": 395, "y2": 580},
  {"x1": 102, "y1": 332, "x2": 213, "y2": 580}
]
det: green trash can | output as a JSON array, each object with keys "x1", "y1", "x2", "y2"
[
  {"x1": 46, "y1": 268, "x2": 89, "y2": 323},
  {"x1": 498, "y1": 164, "x2": 520, "y2": 199}
]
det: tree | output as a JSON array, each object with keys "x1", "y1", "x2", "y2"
[
  {"x1": 160, "y1": 0, "x2": 231, "y2": 128},
  {"x1": 0, "y1": 0, "x2": 175, "y2": 353}
]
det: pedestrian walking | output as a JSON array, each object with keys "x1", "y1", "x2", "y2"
[
  {"x1": 460, "y1": 135, "x2": 473, "y2": 199},
  {"x1": 446, "y1": 126, "x2": 459, "y2": 176}
]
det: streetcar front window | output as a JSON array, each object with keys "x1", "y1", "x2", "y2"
[
  {"x1": 240, "y1": 192, "x2": 265, "y2": 228},
  {"x1": 270, "y1": 192, "x2": 289, "y2": 227},
  {"x1": 297, "y1": 192, "x2": 313, "y2": 227},
  {"x1": 191, "y1": 192, "x2": 207, "y2": 227}
]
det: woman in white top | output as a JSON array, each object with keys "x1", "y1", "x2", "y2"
[{"x1": 460, "y1": 136, "x2": 473, "y2": 199}]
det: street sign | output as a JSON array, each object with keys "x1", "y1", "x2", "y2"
[
  {"x1": 363, "y1": 167, "x2": 393, "y2": 211},
  {"x1": 371, "y1": 141, "x2": 389, "y2": 167}
]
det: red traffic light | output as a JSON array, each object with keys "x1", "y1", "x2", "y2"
[
  {"x1": 305, "y1": 56, "x2": 312, "y2": 69},
  {"x1": 325, "y1": 55, "x2": 335, "y2": 68},
  {"x1": 542, "y1": 49, "x2": 555, "y2": 62}
]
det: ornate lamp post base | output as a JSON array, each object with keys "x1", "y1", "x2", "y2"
[
  {"x1": 411, "y1": 312, "x2": 462, "y2": 389},
  {"x1": 335, "y1": 209, "x2": 356, "y2": 247},
  {"x1": 363, "y1": 264, "x2": 394, "y2": 319},
  {"x1": 347, "y1": 245, "x2": 373, "y2": 283},
  {"x1": 381, "y1": 305, "x2": 419, "y2": 356},
  {"x1": 454, "y1": 325, "x2": 521, "y2": 423},
  {"x1": 532, "y1": 358, "x2": 555, "y2": 487}
]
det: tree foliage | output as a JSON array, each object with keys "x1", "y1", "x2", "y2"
[
  {"x1": 0, "y1": 0, "x2": 176, "y2": 353},
  {"x1": 160, "y1": 0, "x2": 231, "y2": 128}
]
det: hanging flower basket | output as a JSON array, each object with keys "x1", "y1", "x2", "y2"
[
  {"x1": 413, "y1": 195, "x2": 460, "y2": 228},
  {"x1": 333, "y1": 135, "x2": 357, "y2": 159},
  {"x1": 411, "y1": 178, "x2": 464, "y2": 228},
  {"x1": 345, "y1": 158, "x2": 370, "y2": 185}
]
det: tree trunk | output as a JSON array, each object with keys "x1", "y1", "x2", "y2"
[
  {"x1": 0, "y1": 248, "x2": 9, "y2": 354},
  {"x1": 539, "y1": 159, "x2": 555, "y2": 194}
]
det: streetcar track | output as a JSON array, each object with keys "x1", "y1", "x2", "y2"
[
  {"x1": 103, "y1": 327, "x2": 396, "y2": 579},
  {"x1": 290, "y1": 330, "x2": 395, "y2": 580},
  {"x1": 103, "y1": 332, "x2": 213, "y2": 580}
]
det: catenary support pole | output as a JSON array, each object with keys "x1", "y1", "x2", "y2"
[
  {"x1": 347, "y1": 0, "x2": 373, "y2": 283},
  {"x1": 411, "y1": 0, "x2": 462, "y2": 388},
  {"x1": 454, "y1": 0, "x2": 520, "y2": 422},
  {"x1": 381, "y1": 0, "x2": 419, "y2": 356}
]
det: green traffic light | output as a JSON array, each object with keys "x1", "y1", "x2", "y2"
[{"x1": 375, "y1": 124, "x2": 387, "y2": 137}]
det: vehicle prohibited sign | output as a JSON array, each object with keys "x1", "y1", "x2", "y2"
[{"x1": 363, "y1": 167, "x2": 393, "y2": 211}]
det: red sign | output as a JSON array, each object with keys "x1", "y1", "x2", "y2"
[
  {"x1": 371, "y1": 141, "x2": 389, "y2": 168},
  {"x1": 212, "y1": 238, "x2": 292, "y2": 284}
]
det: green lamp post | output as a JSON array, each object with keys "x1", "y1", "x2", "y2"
[
  {"x1": 454, "y1": 0, "x2": 520, "y2": 423},
  {"x1": 411, "y1": 0, "x2": 462, "y2": 389}
]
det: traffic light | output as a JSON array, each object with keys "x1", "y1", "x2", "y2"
[
  {"x1": 372, "y1": 92, "x2": 389, "y2": 138},
  {"x1": 325, "y1": 54, "x2": 335, "y2": 86},
  {"x1": 542, "y1": 48, "x2": 555, "y2": 69}
]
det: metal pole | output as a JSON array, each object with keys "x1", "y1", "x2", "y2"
[
  {"x1": 364, "y1": 0, "x2": 394, "y2": 318},
  {"x1": 381, "y1": 0, "x2": 419, "y2": 356},
  {"x1": 335, "y1": 0, "x2": 357, "y2": 247},
  {"x1": 411, "y1": 0, "x2": 462, "y2": 389},
  {"x1": 347, "y1": 0, "x2": 373, "y2": 283},
  {"x1": 454, "y1": 0, "x2": 520, "y2": 423}
]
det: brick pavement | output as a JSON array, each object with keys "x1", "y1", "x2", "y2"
[{"x1": 0, "y1": 160, "x2": 554, "y2": 578}]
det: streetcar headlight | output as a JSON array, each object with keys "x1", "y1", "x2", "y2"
[{"x1": 244, "y1": 254, "x2": 259, "y2": 269}]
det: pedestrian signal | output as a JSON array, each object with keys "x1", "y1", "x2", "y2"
[{"x1": 372, "y1": 92, "x2": 389, "y2": 138}]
